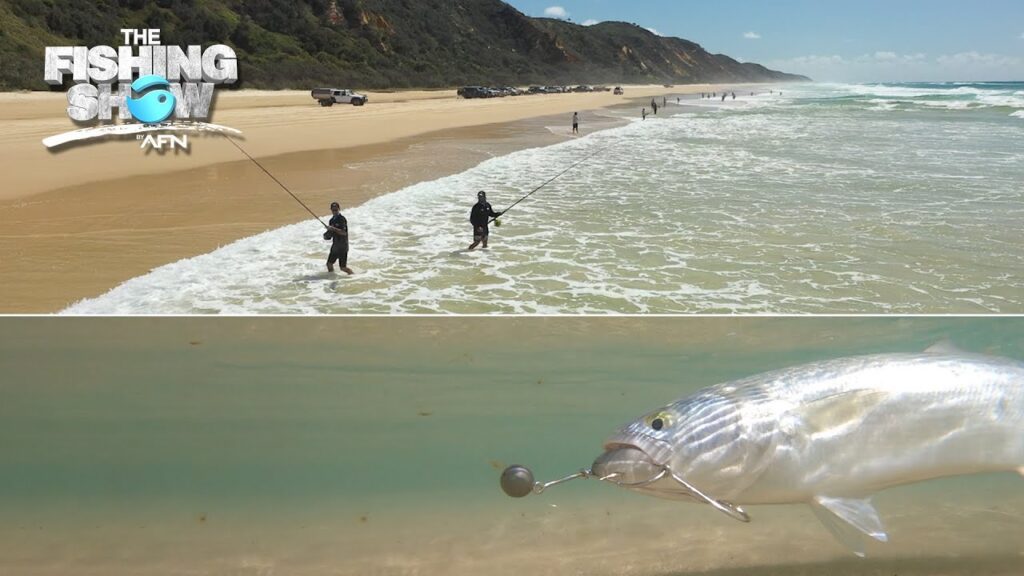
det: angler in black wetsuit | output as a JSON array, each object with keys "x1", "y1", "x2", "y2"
[
  {"x1": 468, "y1": 191, "x2": 503, "y2": 250},
  {"x1": 325, "y1": 201, "x2": 353, "y2": 274}
]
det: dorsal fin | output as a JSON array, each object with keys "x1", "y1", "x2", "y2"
[{"x1": 924, "y1": 339, "x2": 965, "y2": 355}]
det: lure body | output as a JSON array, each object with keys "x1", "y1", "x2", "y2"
[{"x1": 597, "y1": 351, "x2": 1024, "y2": 555}]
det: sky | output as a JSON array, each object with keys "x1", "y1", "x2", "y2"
[{"x1": 504, "y1": 0, "x2": 1024, "y2": 82}]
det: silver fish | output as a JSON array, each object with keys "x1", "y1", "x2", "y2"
[{"x1": 592, "y1": 346, "x2": 1024, "y2": 556}]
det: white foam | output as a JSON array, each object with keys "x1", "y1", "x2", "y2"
[
  {"x1": 917, "y1": 100, "x2": 976, "y2": 110},
  {"x1": 818, "y1": 82, "x2": 1024, "y2": 112},
  {"x1": 839, "y1": 83, "x2": 944, "y2": 98},
  {"x1": 977, "y1": 94, "x2": 1024, "y2": 109},
  {"x1": 866, "y1": 99, "x2": 899, "y2": 112}
]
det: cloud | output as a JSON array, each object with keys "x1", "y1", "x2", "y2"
[
  {"x1": 646, "y1": 27, "x2": 661, "y2": 36},
  {"x1": 779, "y1": 54, "x2": 846, "y2": 68},
  {"x1": 766, "y1": 51, "x2": 1023, "y2": 82},
  {"x1": 582, "y1": 19, "x2": 599, "y2": 26},
  {"x1": 856, "y1": 51, "x2": 927, "y2": 63},
  {"x1": 743, "y1": 31, "x2": 761, "y2": 40},
  {"x1": 936, "y1": 51, "x2": 1021, "y2": 68},
  {"x1": 543, "y1": 6, "x2": 568, "y2": 19}
]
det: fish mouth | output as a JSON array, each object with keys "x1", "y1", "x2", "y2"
[{"x1": 591, "y1": 443, "x2": 667, "y2": 486}]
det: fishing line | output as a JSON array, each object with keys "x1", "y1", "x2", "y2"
[
  {"x1": 224, "y1": 135, "x2": 328, "y2": 229},
  {"x1": 490, "y1": 142, "x2": 611, "y2": 224}
]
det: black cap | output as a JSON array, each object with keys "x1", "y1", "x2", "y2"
[{"x1": 477, "y1": 190, "x2": 486, "y2": 198}]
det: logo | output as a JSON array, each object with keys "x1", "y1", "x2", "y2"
[
  {"x1": 126, "y1": 75, "x2": 176, "y2": 124},
  {"x1": 137, "y1": 133, "x2": 188, "y2": 151},
  {"x1": 42, "y1": 28, "x2": 241, "y2": 151}
]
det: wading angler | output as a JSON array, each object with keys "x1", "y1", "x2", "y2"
[{"x1": 44, "y1": 28, "x2": 237, "y2": 123}]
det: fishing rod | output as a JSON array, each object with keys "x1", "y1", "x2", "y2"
[
  {"x1": 489, "y1": 143, "x2": 611, "y2": 224},
  {"x1": 224, "y1": 135, "x2": 328, "y2": 229}
]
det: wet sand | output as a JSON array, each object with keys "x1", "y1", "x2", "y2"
[{"x1": 0, "y1": 84, "x2": 724, "y2": 312}]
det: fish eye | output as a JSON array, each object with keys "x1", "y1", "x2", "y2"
[{"x1": 647, "y1": 411, "x2": 671, "y2": 431}]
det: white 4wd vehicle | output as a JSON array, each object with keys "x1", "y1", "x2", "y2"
[{"x1": 311, "y1": 88, "x2": 368, "y2": 107}]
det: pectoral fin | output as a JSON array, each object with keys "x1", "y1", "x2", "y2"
[{"x1": 809, "y1": 495, "x2": 888, "y2": 557}]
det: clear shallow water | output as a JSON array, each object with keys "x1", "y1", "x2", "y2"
[
  {"x1": 65, "y1": 82, "x2": 1024, "y2": 314},
  {"x1": 1, "y1": 318, "x2": 1022, "y2": 575}
]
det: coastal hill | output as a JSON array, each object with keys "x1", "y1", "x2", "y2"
[{"x1": 0, "y1": 0, "x2": 808, "y2": 90}]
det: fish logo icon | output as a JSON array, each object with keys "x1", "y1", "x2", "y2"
[{"x1": 126, "y1": 74, "x2": 176, "y2": 124}]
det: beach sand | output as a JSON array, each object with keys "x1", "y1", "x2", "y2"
[{"x1": 0, "y1": 84, "x2": 725, "y2": 312}]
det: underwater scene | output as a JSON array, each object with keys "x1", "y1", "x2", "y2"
[{"x1": 1, "y1": 317, "x2": 1022, "y2": 575}]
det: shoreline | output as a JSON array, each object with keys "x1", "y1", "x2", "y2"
[
  {"x1": 0, "y1": 83, "x2": 764, "y2": 313},
  {"x1": 0, "y1": 84, "x2": 731, "y2": 201}
]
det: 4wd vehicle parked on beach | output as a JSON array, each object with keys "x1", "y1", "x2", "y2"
[
  {"x1": 311, "y1": 88, "x2": 368, "y2": 106},
  {"x1": 458, "y1": 86, "x2": 491, "y2": 99}
]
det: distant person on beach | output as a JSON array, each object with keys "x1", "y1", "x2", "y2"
[
  {"x1": 572, "y1": 111, "x2": 579, "y2": 134},
  {"x1": 651, "y1": 98, "x2": 658, "y2": 114},
  {"x1": 732, "y1": 92, "x2": 736, "y2": 100},
  {"x1": 642, "y1": 107, "x2": 647, "y2": 120},
  {"x1": 325, "y1": 201, "x2": 353, "y2": 275},
  {"x1": 663, "y1": 97, "x2": 667, "y2": 107},
  {"x1": 468, "y1": 191, "x2": 503, "y2": 250},
  {"x1": 722, "y1": 93, "x2": 727, "y2": 102}
]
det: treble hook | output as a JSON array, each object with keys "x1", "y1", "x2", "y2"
[
  {"x1": 666, "y1": 468, "x2": 750, "y2": 522},
  {"x1": 597, "y1": 465, "x2": 749, "y2": 522}
]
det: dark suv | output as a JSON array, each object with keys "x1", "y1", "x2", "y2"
[{"x1": 458, "y1": 86, "x2": 490, "y2": 99}]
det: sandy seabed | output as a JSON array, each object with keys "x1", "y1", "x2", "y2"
[{"x1": 0, "y1": 491, "x2": 1021, "y2": 576}]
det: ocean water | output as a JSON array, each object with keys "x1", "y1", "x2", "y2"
[
  {"x1": 1, "y1": 318, "x2": 1022, "y2": 575},
  {"x1": 65, "y1": 82, "x2": 1024, "y2": 314}
]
